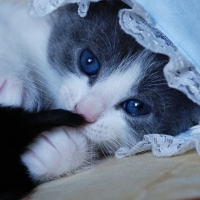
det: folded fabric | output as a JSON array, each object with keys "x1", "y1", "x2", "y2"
[
  {"x1": 134, "y1": 0, "x2": 200, "y2": 70},
  {"x1": 115, "y1": 125, "x2": 200, "y2": 158}
]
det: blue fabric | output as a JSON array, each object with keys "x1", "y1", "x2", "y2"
[{"x1": 135, "y1": 0, "x2": 200, "y2": 69}]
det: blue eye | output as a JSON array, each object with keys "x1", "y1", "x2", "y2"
[
  {"x1": 80, "y1": 50, "x2": 100, "y2": 76},
  {"x1": 123, "y1": 99, "x2": 150, "y2": 116}
]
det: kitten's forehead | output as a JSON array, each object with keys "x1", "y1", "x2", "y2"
[{"x1": 91, "y1": 61, "x2": 141, "y2": 103}]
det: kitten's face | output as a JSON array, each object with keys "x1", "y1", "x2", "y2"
[{"x1": 47, "y1": 2, "x2": 200, "y2": 151}]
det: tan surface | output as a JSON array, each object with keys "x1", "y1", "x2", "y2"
[{"x1": 31, "y1": 151, "x2": 200, "y2": 200}]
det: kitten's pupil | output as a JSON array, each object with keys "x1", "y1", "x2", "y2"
[
  {"x1": 123, "y1": 99, "x2": 150, "y2": 116},
  {"x1": 80, "y1": 50, "x2": 100, "y2": 76}
]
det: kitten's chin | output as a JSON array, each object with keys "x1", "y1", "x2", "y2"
[{"x1": 78, "y1": 124, "x2": 125, "y2": 147}]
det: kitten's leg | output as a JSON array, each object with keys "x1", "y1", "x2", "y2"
[
  {"x1": 0, "y1": 107, "x2": 85, "y2": 199},
  {"x1": 0, "y1": 106, "x2": 85, "y2": 154},
  {"x1": 21, "y1": 127, "x2": 91, "y2": 182},
  {"x1": 0, "y1": 68, "x2": 39, "y2": 110},
  {"x1": 0, "y1": 70, "x2": 23, "y2": 106}
]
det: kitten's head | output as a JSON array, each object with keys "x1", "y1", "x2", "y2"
[{"x1": 47, "y1": 1, "x2": 200, "y2": 152}]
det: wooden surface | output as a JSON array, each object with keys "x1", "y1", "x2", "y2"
[{"x1": 31, "y1": 150, "x2": 200, "y2": 200}]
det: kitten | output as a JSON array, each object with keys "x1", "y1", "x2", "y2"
[
  {"x1": 0, "y1": 0, "x2": 200, "y2": 199},
  {"x1": 22, "y1": 0, "x2": 200, "y2": 185}
]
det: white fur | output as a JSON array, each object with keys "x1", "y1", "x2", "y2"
[{"x1": 0, "y1": 69, "x2": 23, "y2": 106}]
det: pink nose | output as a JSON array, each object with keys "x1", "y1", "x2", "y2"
[{"x1": 75, "y1": 94, "x2": 106, "y2": 123}]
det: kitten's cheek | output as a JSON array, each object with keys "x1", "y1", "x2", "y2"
[{"x1": 75, "y1": 94, "x2": 106, "y2": 123}]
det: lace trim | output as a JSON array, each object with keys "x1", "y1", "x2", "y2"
[
  {"x1": 115, "y1": 125, "x2": 200, "y2": 158},
  {"x1": 27, "y1": 0, "x2": 100, "y2": 17}
]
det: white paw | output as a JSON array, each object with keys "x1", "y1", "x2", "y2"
[
  {"x1": 0, "y1": 70, "x2": 23, "y2": 106},
  {"x1": 21, "y1": 127, "x2": 89, "y2": 182}
]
